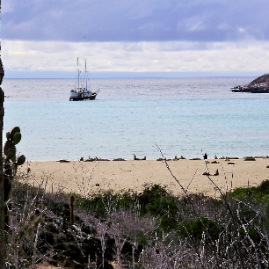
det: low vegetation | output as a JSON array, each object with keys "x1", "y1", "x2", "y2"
[{"x1": 4, "y1": 172, "x2": 269, "y2": 268}]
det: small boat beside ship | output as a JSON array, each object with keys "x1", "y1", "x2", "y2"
[{"x1": 69, "y1": 58, "x2": 99, "y2": 101}]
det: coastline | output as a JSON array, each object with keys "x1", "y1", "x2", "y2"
[{"x1": 18, "y1": 157, "x2": 269, "y2": 197}]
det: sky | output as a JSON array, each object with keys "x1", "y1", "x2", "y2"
[{"x1": 1, "y1": 0, "x2": 269, "y2": 78}]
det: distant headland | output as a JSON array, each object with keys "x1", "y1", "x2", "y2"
[{"x1": 232, "y1": 73, "x2": 269, "y2": 93}]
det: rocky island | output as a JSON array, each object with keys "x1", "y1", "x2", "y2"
[{"x1": 232, "y1": 73, "x2": 269, "y2": 93}]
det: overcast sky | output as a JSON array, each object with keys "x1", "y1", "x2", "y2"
[{"x1": 2, "y1": 0, "x2": 269, "y2": 78}]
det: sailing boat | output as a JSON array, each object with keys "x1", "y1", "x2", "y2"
[{"x1": 69, "y1": 58, "x2": 99, "y2": 101}]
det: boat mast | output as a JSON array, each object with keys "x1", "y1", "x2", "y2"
[
  {"x1": 85, "y1": 60, "x2": 87, "y2": 89},
  {"x1": 77, "y1": 57, "x2": 80, "y2": 90}
]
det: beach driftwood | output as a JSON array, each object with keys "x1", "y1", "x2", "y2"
[{"x1": 232, "y1": 73, "x2": 269, "y2": 93}]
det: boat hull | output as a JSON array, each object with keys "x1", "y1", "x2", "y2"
[
  {"x1": 70, "y1": 95, "x2": 97, "y2": 101},
  {"x1": 69, "y1": 91, "x2": 97, "y2": 101}
]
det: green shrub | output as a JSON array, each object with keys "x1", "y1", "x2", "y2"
[
  {"x1": 137, "y1": 231, "x2": 148, "y2": 245},
  {"x1": 138, "y1": 185, "x2": 178, "y2": 216},
  {"x1": 179, "y1": 216, "x2": 220, "y2": 241},
  {"x1": 258, "y1": 179, "x2": 269, "y2": 195},
  {"x1": 231, "y1": 180, "x2": 269, "y2": 200}
]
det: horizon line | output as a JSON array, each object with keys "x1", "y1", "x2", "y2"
[{"x1": 3, "y1": 70, "x2": 265, "y2": 79}]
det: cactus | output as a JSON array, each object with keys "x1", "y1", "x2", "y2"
[
  {"x1": 69, "y1": 195, "x2": 75, "y2": 225},
  {"x1": 4, "y1": 126, "x2": 26, "y2": 229}
]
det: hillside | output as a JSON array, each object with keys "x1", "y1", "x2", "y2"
[{"x1": 232, "y1": 73, "x2": 269, "y2": 93}]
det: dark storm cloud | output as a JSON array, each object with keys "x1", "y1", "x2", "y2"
[{"x1": 2, "y1": 0, "x2": 269, "y2": 42}]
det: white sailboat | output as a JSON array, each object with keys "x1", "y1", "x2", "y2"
[{"x1": 69, "y1": 58, "x2": 99, "y2": 101}]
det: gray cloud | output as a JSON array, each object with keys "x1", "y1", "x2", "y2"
[
  {"x1": 3, "y1": 40, "x2": 269, "y2": 74},
  {"x1": 2, "y1": 0, "x2": 269, "y2": 42}
]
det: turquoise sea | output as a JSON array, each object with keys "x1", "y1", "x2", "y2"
[{"x1": 2, "y1": 76, "x2": 269, "y2": 161}]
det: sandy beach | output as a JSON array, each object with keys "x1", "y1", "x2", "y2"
[{"x1": 18, "y1": 157, "x2": 269, "y2": 197}]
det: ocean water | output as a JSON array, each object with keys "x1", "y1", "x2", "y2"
[{"x1": 2, "y1": 76, "x2": 269, "y2": 161}]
